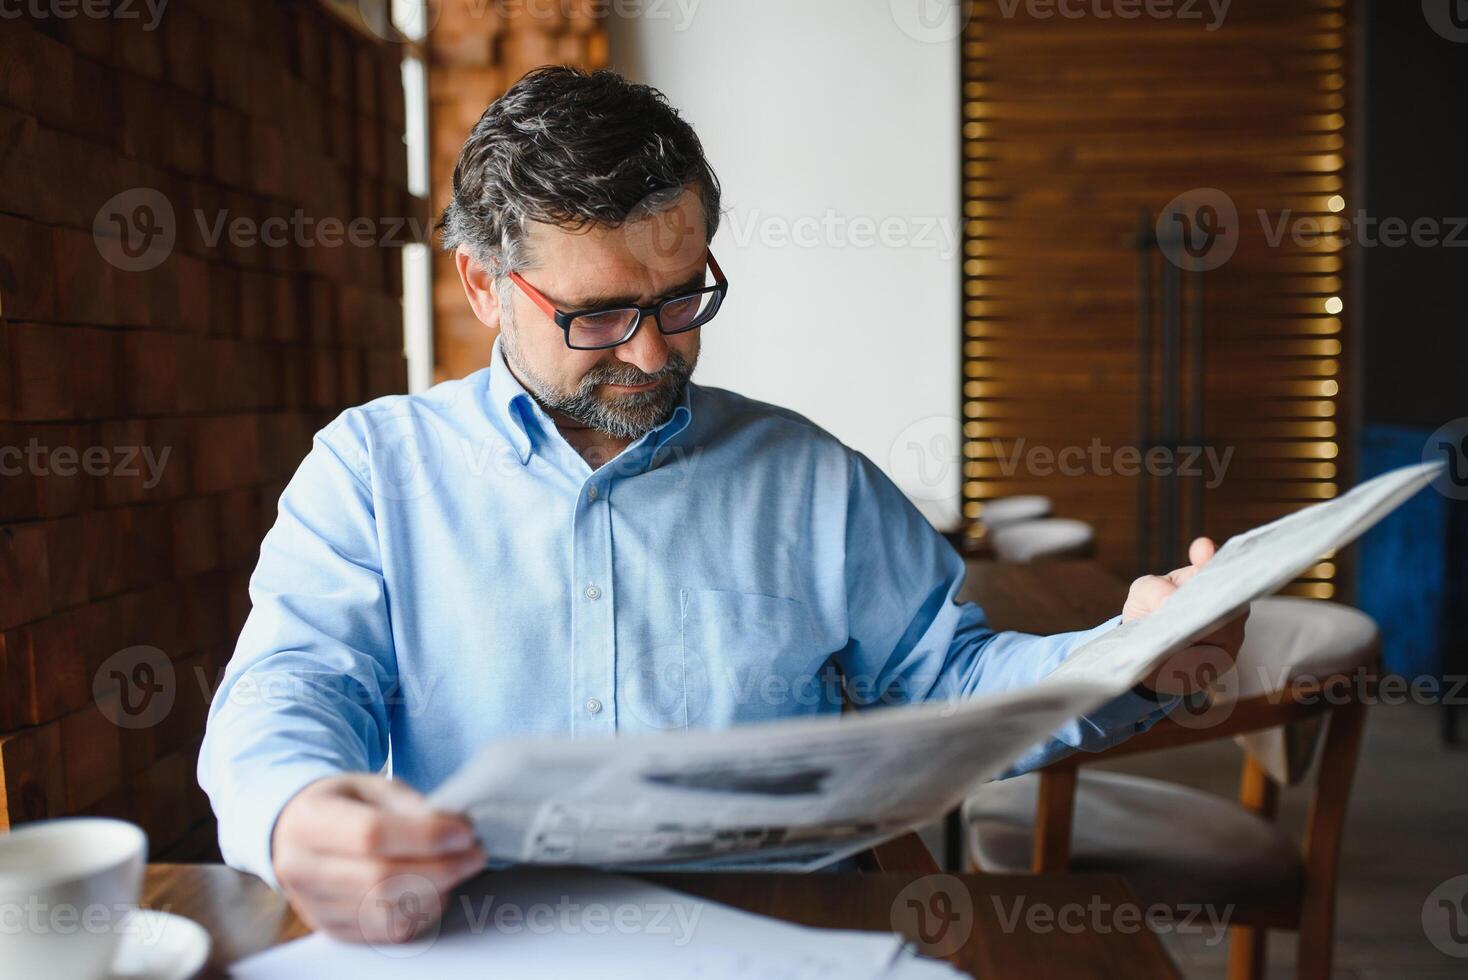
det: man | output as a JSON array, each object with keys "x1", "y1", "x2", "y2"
[{"x1": 198, "y1": 67, "x2": 1244, "y2": 943}]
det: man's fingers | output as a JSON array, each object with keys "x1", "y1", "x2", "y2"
[
  {"x1": 271, "y1": 774, "x2": 486, "y2": 947},
  {"x1": 358, "y1": 806, "x2": 476, "y2": 859},
  {"x1": 1126, "y1": 537, "x2": 1225, "y2": 621},
  {"x1": 1163, "y1": 537, "x2": 1219, "y2": 588},
  {"x1": 347, "y1": 776, "x2": 479, "y2": 855},
  {"x1": 1123, "y1": 574, "x2": 1175, "y2": 621},
  {"x1": 276, "y1": 846, "x2": 485, "y2": 945},
  {"x1": 279, "y1": 848, "x2": 485, "y2": 905},
  {"x1": 368, "y1": 808, "x2": 477, "y2": 859},
  {"x1": 291, "y1": 788, "x2": 477, "y2": 859},
  {"x1": 1165, "y1": 564, "x2": 1198, "y2": 588},
  {"x1": 291, "y1": 863, "x2": 453, "y2": 945},
  {"x1": 346, "y1": 772, "x2": 431, "y2": 810}
]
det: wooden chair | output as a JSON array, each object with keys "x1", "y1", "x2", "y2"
[
  {"x1": 960, "y1": 597, "x2": 1379, "y2": 980},
  {"x1": 860, "y1": 831, "x2": 941, "y2": 874}
]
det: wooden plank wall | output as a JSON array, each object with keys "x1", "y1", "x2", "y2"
[{"x1": 960, "y1": 0, "x2": 1352, "y2": 595}]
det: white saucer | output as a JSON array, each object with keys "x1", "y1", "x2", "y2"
[{"x1": 110, "y1": 909, "x2": 212, "y2": 980}]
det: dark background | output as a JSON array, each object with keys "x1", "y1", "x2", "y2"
[
  {"x1": 1362, "y1": 0, "x2": 1468, "y2": 429},
  {"x1": 1355, "y1": 0, "x2": 1467, "y2": 690}
]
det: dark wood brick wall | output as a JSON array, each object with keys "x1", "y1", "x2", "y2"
[{"x1": 0, "y1": 0, "x2": 417, "y2": 860}]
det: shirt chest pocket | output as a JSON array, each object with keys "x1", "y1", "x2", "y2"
[
  {"x1": 659, "y1": 588, "x2": 829, "y2": 728},
  {"x1": 620, "y1": 589, "x2": 832, "y2": 732}
]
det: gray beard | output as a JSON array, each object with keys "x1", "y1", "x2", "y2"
[{"x1": 500, "y1": 329, "x2": 695, "y2": 441}]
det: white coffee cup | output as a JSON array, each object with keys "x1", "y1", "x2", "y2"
[{"x1": 0, "y1": 817, "x2": 147, "y2": 980}]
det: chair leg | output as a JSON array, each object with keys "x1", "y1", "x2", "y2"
[
  {"x1": 1294, "y1": 698, "x2": 1369, "y2": 980},
  {"x1": 1031, "y1": 766, "x2": 1078, "y2": 872},
  {"x1": 944, "y1": 808, "x2": 963, "y2": 871},
  {"x1": 1227, "y1": 925, "x2": 1267, "y2": 980},
  {"x1": 1294, "y1": 928, "x2": 1332, "y2": 980},
  {"x1": 1238, "y1": 754, "x2": 1279, "y2": 819},
  {"x1": 863, "y1": 831, "x2": 941, "y2": 874}
]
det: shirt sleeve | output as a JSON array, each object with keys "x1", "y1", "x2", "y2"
[
  {"x1": 833, "y1": 452, "x2": 1176, "y2": 772},
  {"x1": 197, "y1": 420, "x2": 397, "y2": 889}
]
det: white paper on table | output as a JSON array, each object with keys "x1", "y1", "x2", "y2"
[
  {"x1": 884, "y1": 950, "x2": 972, "y2": 979},
  {"x1": 230, "y1": 868, "x2": 907, "y2": 980},
  {"x1": 422, "y1": 462, "x2": 1440, "y2": 873}
]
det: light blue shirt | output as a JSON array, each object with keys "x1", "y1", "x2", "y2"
[{"x1": 199, "y1": 340, "x2": 1170, "y2": 886}]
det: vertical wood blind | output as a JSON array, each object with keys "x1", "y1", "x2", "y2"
[{"x1": 960, "y1": 0, "x2": 1352, "y2": 596}]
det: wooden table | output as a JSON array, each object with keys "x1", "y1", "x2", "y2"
[
  {"x1": 144, "y1": 863, "x2": 1180, "y2": 978},
  {"x1": 958, "y1": 559, "x2": 1129, "y2": 636}
]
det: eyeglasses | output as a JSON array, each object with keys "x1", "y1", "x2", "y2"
[{"x1": 508, "y1": 252, "x2": 728, "y2": 351}]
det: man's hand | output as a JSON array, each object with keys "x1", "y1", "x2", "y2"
[
  {"x1": 271, "y1": 774, "x2": 484, "y2": 943},
  {"x1": 1124, "y1": 537, "x2": 1249, "y2": 698}
]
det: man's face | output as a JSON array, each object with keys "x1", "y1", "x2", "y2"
[{"x1": 494, "y1": 189, "x2": 709, "y2": 441}]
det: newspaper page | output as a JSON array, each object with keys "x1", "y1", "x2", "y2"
[
  {"x1": 430, "y1": 681, "x2": 1102, "y2": 870},
  {"x1": 429, "y1": 461, "x2": 1441, "y2": 869}
]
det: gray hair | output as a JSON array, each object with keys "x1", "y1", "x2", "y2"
[{"x1": 437, "y1": 67, "x2": 723, "y2": 277}]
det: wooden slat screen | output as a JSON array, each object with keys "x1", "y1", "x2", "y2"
[{"x1": 960, "y1": 0, "x2": 1353, "y2": 596}]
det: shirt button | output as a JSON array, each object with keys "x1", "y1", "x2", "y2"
[
  {"x1": 585, "y1": 698, "x2": 603, "y2": 715},
  {"x1": 584, "y1": 585, "x2": 602, "y2": 601},
  {"x1": 587, "y1": 485, "x2": 599, "y2": 501}
]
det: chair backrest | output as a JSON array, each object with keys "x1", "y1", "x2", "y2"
[
  {"x1": 1226, "y1": 597, "x2": 1379, "y2": 786},
  {"x1": 979, "y1": 495, "x2": 1052, "y2": 530},
  {"x1": 990, "y1": 518, "x2": 1095, "y2": 563}
]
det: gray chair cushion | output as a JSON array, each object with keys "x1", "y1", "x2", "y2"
[
  {"x1": 963, "y1": 770, "x2": 1302, "y2": 913},
  {"x1": 1230, "y1": 598, "x2": 1378, "y2": 786},
  {"x1": 990, "y1": 518, "x2": 1095, "y2": 563},
  {"x1": 980, "y1": 495, "x2": 1053, "y2": 530},
  {"x1": 1232, "y1": 597, "x2": 1379, "y2": 700}
]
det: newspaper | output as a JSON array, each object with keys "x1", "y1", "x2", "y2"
[
  {"x1": 429, "y1": 461, "x2": 1441, "y2": 870},
  {"x1": 1047, "y1": 460, "x2": 1443, "y2": 687},
  {"x1": 431, "y1": 682, "x2": 1101, "y2": 870}
]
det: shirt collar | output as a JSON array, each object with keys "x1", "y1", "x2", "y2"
[{"x1": 485, "y1": 337, "x2": 695, "y2": 468}]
